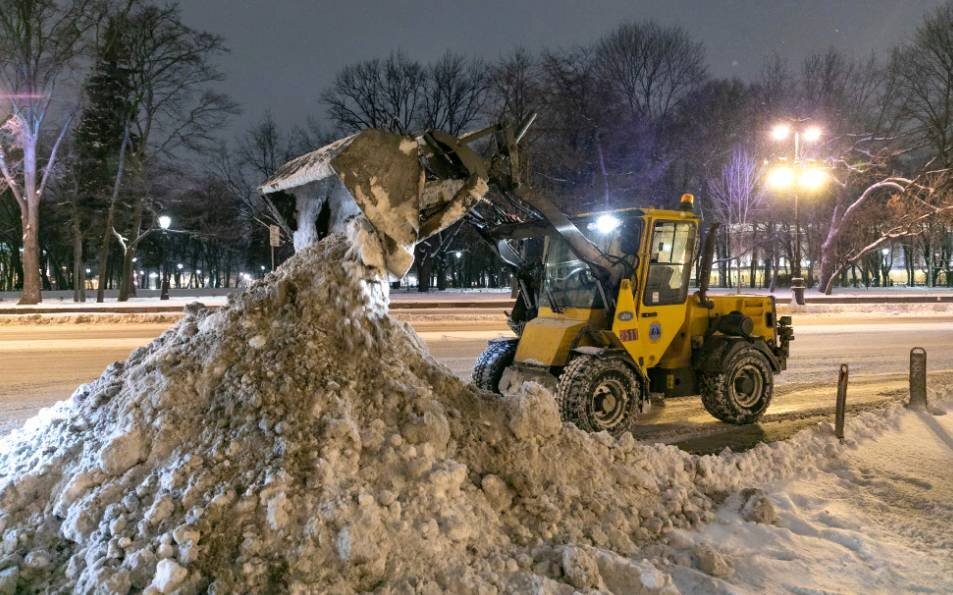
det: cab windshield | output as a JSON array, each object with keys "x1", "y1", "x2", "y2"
[{"x1": 541, "y1": 213, "x2": 641, "y2": 310}]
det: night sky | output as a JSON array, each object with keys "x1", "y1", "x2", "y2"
[{"x1": 181, "y1": 0, "x2": 945, "y2": 135}]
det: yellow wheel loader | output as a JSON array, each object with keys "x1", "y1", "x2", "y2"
[{"x1": 261, "y1": 114, "x2": 793, "y2": 437}]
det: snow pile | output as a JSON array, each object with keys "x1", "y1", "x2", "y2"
[
  {"x1": 1, "y1": 222, "x2": 949, "y2": 593},
  {"x1": 0, "y1": 227, "x2": 703, "y2": 593}
]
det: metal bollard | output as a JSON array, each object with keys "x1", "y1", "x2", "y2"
[
  {"x1": 835, "y1": 364, "x2": 848, "y2": 440},
  {"x1": 909, "y1": 347, "x2": 928, "y2": 409}
]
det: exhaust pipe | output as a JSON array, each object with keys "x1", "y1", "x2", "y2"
[{"x1": 698, "y1": 222, "x2": 720, "y2": 308}]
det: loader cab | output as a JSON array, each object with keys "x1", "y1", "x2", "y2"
[
  {"x1": 539, "y1": 209, "x2": 643, "y2": 311},
  {"x1": 537, "y1": 208, "x2": 697, "y2": 316}
]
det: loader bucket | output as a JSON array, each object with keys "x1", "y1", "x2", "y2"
[{"x1": 260, "y1": 129, "x2": 488, "y2": 277}]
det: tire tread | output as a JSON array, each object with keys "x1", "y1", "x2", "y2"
[
  {"x1": 699, "y1": 347, "x2": 773, "y2": 424},
  {"x1": 471, "y1": 341, "x2": 518, "y2": 393},
  {"x1": 556, "y1": 354, "x2": 641, "y2": 437}
]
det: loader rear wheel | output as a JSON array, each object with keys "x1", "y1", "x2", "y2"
[
  {"x1": 700, "y1": 347, "x2": 773, "y2": 424},
  {"x1": 472, "y1": 340, "x2": 518, "y2": 394},
  {"x1": 557, "y1": 355, "x2": 642, "y2": 437}
]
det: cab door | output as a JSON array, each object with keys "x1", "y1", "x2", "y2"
[{"x1": 635, "y1": 219, "x2": 697, "y2": 368}]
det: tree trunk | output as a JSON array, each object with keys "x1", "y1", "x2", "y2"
[
  {"x1": 118, "y1": 194, "x2": 145, "y2": 302},
  {"x1": 18, "y1": 136, "x2": 42, "y2": 304},
  {"x1": 95, "y1": 202, "x2": 116, "y2": 303},
  {"x1": 18, "y1": 197, "x2": 42, "y2": 305},
  {"x1": 72, "y1": 221, "x2": 86, "y2": 302},
  {"x1": 414, "y1": 242, "x2": 432, "y2": 292}
]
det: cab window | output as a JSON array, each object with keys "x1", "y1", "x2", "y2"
[{"x1": 644, "y1": 220, "x2": 695, "y2": 306}]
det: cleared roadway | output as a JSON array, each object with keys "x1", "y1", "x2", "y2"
[{"x1": 2, "y1": 314, "x2": 952, "y2": 450}]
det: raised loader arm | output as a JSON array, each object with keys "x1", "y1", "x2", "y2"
[{"x1": 259, "y1": 114, "x2": 624, "y2": 289}]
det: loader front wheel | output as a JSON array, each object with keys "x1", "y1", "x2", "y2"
[
  {"x1": 472, "y1": 340, "x2": 518, "y2": 394},
  {"x1": 557, "y1": 355, "x2": 642, "y2": 437},
  {"x1": 700, "y1": 347, "x2": 773, "y2": 424}
]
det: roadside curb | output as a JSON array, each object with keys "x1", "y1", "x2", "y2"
[{"x1": 2, "y1": 294, "x2": 953, "y2": 315}]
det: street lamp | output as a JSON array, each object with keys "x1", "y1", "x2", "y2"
[
  {"x1": 881, "y1": 247, "x2": 892, "y2": 287},
  {"x1": 159, "y1": 215, "x2": 172, "y2": 300},
  {"x1": 768, "y1": 121, "x2": 825, "y2": 305},
  {"x1": 766, "y1": 164, "x2": 796, "y2": 190},
  {"x1": 797, "y1": 164, "x2": 828, "y2": 192},
  {"x1": 802, "y1": 125, "x2": 823, "y2": 143},
  {"x1": 770, "y1": 123, "x2": 791, "y2": 141}
]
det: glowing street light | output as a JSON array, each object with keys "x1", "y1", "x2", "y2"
[
  {"x1": 768, "y1": 120, "x2": 825, "y2": 306},
  {"x1": 454, "y1": 251, "x2": 463, "y2": 259},
  {"x1": 803, "y1": 125, "x2": 823, "y2": 143},
  {"x1": 770, "y1": 123, "x2": 791, "y2": 141},
  {"x1": 766, "y1": 164, "x2": 796, "y2": 191},
  {"x1": 158, "y1": 215, "x2": 172, "y2": 300},
  {"x1": 797, "y1": 165, "x2": 828, "y2": 192}
]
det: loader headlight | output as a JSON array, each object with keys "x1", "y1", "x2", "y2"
[{"x1": 592, "y1": 214, "x2": 621, "y2": 235}]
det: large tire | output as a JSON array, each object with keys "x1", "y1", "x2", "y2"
[
  {"x1": 472, "y1": 340, "x2": 518, "y2": 394},
  {"x1": 700, "y1": 346, "x2": 774, "y2": 424},
  {"x1": 556, "y1": 354, "x2": 643, "y2": 437}
]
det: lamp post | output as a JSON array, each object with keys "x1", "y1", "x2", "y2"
[
  {"x1": 768, "y1": 122, "x2": 824, "y2": 305},
  {"x1": 881, "y1": 247, "x2": 891, "y2": 287},
  {"x1": 158, "y1": 215, "x2": 172, "y2": 300}
]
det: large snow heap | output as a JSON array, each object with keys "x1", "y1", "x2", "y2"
[{"x1": 0, "y1": 220, "x2": 883, "y2": 593}]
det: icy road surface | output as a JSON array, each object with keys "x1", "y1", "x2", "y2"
[{"x1": 2, "y1": 315, "x2": 952, "y2": 451}]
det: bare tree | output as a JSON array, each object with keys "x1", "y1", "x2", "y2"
[
  {"x1": 421, "y1": 52, "x2": 489, "y2": 135},
  {"x1": 0, "y1": 0, "x2": 97, "y2": 303},
  {"x1": 487, "y1": 48, "x2": 542, "y2": 128},
  {"x1": 594, "y1": 21, "x2": 706, "y2": 122},
  {"x1": 215, "y1": 112, "x2": 325, "y2": 242},
  {"x1": 820, "y1": 171, "x2": 953, "y2": 292},
  {"x1": 103, "y1": 2, "x2": 235, "y2": 301},
  {"x1": 708, "y1": 146, "x2": 765, "y2": 289},
  {"x1": 321, "y1": 52, "x2": 427, "y2": 134},
  {"x1": 813, "y1": 12, "x2": 953, "y2": 293},
  {"x1": 888, "y1": 3, "x2": 953, "y2": 166}
]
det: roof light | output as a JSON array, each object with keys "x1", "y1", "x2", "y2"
[
  {"x1": 679, "y1": 193, "x2": 695, "y2": 211},
  {"x1": 593, "y1": 214, "x2": 621, "y2": 235}
]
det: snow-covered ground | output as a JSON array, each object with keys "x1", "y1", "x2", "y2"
[
  {"x1": 0, "y1": 296, "x2": 230, "y2": 310},
  {"x1": 664, "y1": 394, "x2": 953, "y2": 593},
  {"x1": 1, "y1": 227, "x2": 951, "y2": 591}
]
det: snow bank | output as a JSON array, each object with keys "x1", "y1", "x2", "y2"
[
  {"x1": 656, "y1": 395, "x2": 953, "y2": 593},
  {"x1": 0, "y1": 225, "x2": 701, "y2": 592},
  {"x1": 0, "y1": 313, "x2": 183, "y2": 326},
  {"x1": 1, "y1": 220, "x2": 948, "y2": 593}
]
